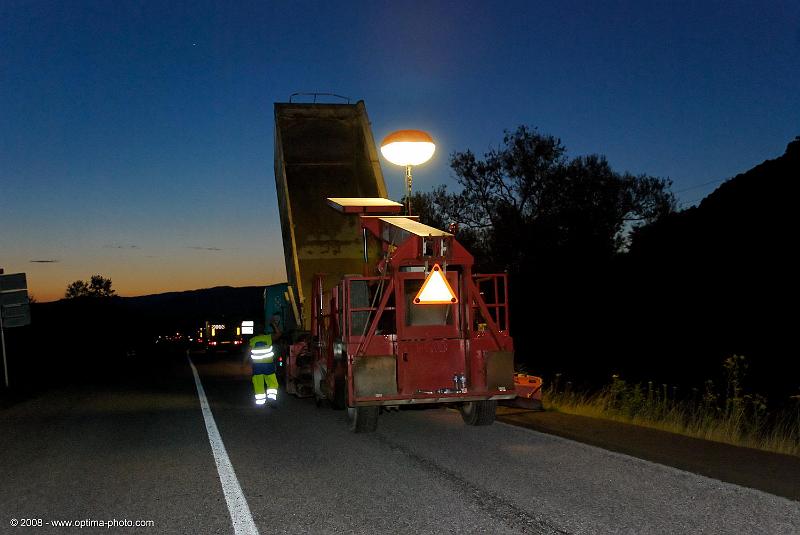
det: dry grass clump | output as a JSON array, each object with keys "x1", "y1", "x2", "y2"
[{"x1": 544, "y1": 355, "x2": 800, "y2": 457}]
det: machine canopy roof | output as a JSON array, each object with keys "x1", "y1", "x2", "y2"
[
  {"x1": 327, "y1": 197, "x2": 403, "y2": 214},
  {"x1": 377, "y1": 217, "x2": 452, "y2": 237}
]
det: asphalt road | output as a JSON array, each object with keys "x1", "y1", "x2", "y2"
[{"x1": 2, "y1": 352, "x2": 799, "y2": 534}]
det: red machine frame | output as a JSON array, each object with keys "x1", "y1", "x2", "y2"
[{"x1": 306, "y1": 213, "x2": 518, "y2": 411}]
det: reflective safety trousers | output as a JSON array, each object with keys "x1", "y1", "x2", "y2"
[{"x1": 252, "y1": 373, "x2": 278, "y2": 403}]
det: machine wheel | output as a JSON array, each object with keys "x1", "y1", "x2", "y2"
[
  {"x1": 347, "y1": 406, "x2": 379, "y2": 433},
  {"x1": 460, "y1": 400, "x2": 497, "y2": 426}
]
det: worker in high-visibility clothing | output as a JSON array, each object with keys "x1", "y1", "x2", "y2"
[{"x1": 248, "y1": 331, "x2": 279, "y2": 407}]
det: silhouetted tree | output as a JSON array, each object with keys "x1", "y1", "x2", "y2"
[
  {"x1": 65, "y1": 280, "x2": 89, "y2": 298},
  {"x1": 415, "y1": 126, "x2": 675, "y2": 272},
  {"x1": 65, "y1": 275, "x2": 116, "y2": 299}
]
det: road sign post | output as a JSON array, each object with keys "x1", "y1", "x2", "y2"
[
  {"x1": 0, "y1": 312, "x2": 6, "y2": 389},
  {"x1": 0, "y1": 272, "x2": 30, "y2": 388}
]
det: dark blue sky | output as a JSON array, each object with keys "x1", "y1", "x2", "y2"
[{"x1": 2, "y1": 1, "x2": 798, "y2": 300}]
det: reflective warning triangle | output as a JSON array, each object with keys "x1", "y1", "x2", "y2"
[{"x1": 414, "y1": 264, "x2": 458, "y2": 304}]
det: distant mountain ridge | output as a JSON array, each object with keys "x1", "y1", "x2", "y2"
[
  {"x1": 124, "y1": 285, "x2": 263, "y2": 309},
  {"x1": 35, "y1": 285, "x2": 267, "y2": 336},
  {"x1": 122, "y1": 285, "x2": 265, "y2": 331}
]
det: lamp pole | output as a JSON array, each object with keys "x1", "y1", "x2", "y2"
[{"x1": 405, "y1": 165, "x2": 413, "y2": 216}]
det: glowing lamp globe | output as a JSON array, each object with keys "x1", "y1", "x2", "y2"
[{"x1": 380, "y1": 130, "x2": 436, "y2": 166}]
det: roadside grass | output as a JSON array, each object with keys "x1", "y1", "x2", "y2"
[{"x1": 543, "y1": 355, "x2": 800, "y2": 457}]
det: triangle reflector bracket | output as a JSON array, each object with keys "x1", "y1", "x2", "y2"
[{"x1": 413, "y1": 264, "x2": 458, "y2": 305}]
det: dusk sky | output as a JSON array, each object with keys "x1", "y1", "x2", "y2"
[{"x1": 2, "y1": 1, "x2": 798, "y2": 301}]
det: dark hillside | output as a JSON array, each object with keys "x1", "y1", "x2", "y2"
[
  {"x1": 620, "y1": 138, "x2": 800, "y2": 398},
  {"x1": 123, "y1": 285, "x2": 264, "y2": 333},
  {"x1": 3, "y1": 286, "x2": 265, "y2": 394},
  {"x1": 630, "y1": 137, "x2": 799, "y2": 263}
]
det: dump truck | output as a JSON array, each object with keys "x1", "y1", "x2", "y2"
[{"x1": 273, "y1": 99, "x2": 539, "y2": 431}]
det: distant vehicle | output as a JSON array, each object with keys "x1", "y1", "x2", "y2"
[{"x1": 201, "y1": 321, "x2": 244, "y2": 354}]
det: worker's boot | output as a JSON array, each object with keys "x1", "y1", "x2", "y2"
[{"x1": 267, "y1": 388, "x2": 278, "y2": 408}]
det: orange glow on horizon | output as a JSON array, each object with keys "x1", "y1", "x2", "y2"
[{"x1": 20, "y1": 258, "x2": 288, "y2": 302}]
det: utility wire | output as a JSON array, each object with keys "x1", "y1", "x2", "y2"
[
  {"x1": 674, "y1": 178, "x2": 726, "y2": 194},
  {"x1": 679, "y1": 197, "x2": 706, "y2": 208}
]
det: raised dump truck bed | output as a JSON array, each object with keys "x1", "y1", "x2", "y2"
[{"x1": 274, "y1": 101, "x2": 392, "y2": 330}]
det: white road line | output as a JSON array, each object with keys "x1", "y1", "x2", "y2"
[{"x1": 188, "y1": 356, "x2": 259, "y2": 535}]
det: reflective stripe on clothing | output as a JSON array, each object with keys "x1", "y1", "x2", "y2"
[
  {"x1": 250, "y1": 345, "x2": 275, "y2": 361},
  {"x1": 249, "y1": 334, "x2": 278, "y2": 374}
]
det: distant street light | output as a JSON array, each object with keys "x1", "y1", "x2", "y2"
[{"x1": 380, "y1": 130, "x2": 435, "y2": 216}]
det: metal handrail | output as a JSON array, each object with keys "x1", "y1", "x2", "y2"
[{"x1": 288, "y1": 92, "x2": 351, "y2": 104}]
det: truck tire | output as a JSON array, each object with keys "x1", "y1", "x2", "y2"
[
  {"x1": 347, "y1": 406, "x2": 379, "y2": 433},
  {"x1": 460, "y1": 400, "x2": 497, "y2": 426}
]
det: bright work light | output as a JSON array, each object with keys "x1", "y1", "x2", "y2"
[
  {"x1": 380, "y1": 130, "x2": 436, "y2": 166},
  {"x1": 414, "y1": 264, "x2": 458, "y2": 305},
  {"x1": 380, "y1": 130, "x2": 436, "y2": 215}
]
